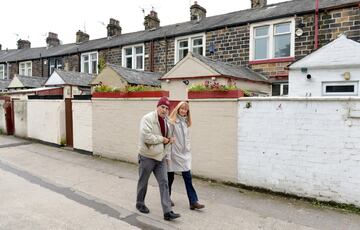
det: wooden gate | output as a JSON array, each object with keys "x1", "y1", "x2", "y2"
[
  {"x1": 1, "y1": 96, "x2": 14, "y2": 135},
  {"x1": 65, "y1": 98, "x2": 73, "y2": 147}
]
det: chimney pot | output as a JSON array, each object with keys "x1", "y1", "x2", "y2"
[
  {"x1": 190, "y1": 1, "x2": 207, "y2": 21},
  {"x1": 144, "y1": 10, "x2": 160, "y2": 30},
  {"x1": 17, "y1": 39, "x2": 31, "y2": 49},
  {"x1": 46, "y1": 32, "x2": 60, "y2": 47},
  {"x1": 251, "y1": 0, "x2": 267, "y2": 8},
  {"x1": 107, "y1": 18, "x2": 122, "y2": 37},
  {"x1": 76, "y1": 30, "x2": 89, "y2": 43}
]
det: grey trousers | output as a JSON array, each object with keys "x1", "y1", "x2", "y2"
[{"x1": 136, "y1": 154, "x2": 172, "y2": 214}]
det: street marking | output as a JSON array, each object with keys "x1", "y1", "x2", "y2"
[{"x1": 0, "y1": 160, "x2": 178, "y2": 230}]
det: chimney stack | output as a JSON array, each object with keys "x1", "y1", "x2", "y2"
[
  {"x1": 190, "y1": 1, "x2": 207, "y2": 22},
  {"x1": 76, "y1": 30, "x2": 89, "y2": 43},
  {"x1": 251, "y1": 0, "x2": 267, "y2": 8},
  {"x1": 107, "y1": 18, "x2": 122, "y2": 37},
  {"x1": 17, "y1": 39, "x2": 31, "y2": 49},
  {"x1": 46, "y1": 32, "x2": 60, "y2": 47},
  {"x1": 144, "y1": 10, "x2": 160, "y2": 30},
  {"x1": 0, "y1": 44, "x2": 2, "y2": 50}
]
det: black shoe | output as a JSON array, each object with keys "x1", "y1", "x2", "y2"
[
  {"x1": 164, "y1": 211, "x2": 181, "y2": 221},
  {"x1": 136, "y1": 204, "x2": 150, "y2": 214}
]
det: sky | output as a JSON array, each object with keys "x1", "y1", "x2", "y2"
[{"x1": 0, "y1": 0, "x2": 287, "y2": 50}]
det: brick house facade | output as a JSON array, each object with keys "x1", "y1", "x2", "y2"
[{"x1": 0, "y1": 0, "x2": 359, "y2": 95}]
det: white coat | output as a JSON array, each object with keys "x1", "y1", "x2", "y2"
[{"x1": 167, "y1": 115, "x2": 191, "y2": 172}]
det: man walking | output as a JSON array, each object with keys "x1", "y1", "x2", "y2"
[{"x1": 136, "y1": 97, "x2": 181, "y2": 221}]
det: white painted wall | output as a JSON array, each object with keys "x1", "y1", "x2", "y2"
[
  {"x1": 92, "y1": 98, "x2": 239, "y2": 182},
  {"x1": 289, "y1": 68, "x2": 360, "y2": 97},
  {"x1": 0, "y1": 100, "x2": 6, "y2": 134},
  {"x1": 73, "y1": 100, "x2": 92, "y2": 152},
  {"x1": 14, "y1": 100, "x2": 27, "y2": 137},
  {"x1": 92, "y1": 98, "x2": 156, "y2": 163},
  {"x1": 27, "y1": 100, "x2": 65, "y2": 145},
  {"x1": 237, "y1": 97, "x2": 360, "y2": 206}
]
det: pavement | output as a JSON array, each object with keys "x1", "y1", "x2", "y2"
[{"x1": 0, "y1": 135, "x2": 359, "y2": 230}]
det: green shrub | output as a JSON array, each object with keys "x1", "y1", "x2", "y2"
[
  {"x1": 125, "y1": 85, "x2": 161, "y2": 92},
  {"x1": 189, "y1": 80, "x2": 238, "y2": 92}
]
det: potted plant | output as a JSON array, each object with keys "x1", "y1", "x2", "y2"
[
  {"x1": 188, "y1": 80, "x2": 245, "y2": 99},
  {"x1": 92, "y1": 85, "x2": 169, "y2": 98}
]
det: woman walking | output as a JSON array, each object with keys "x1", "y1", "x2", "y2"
[{"x1": 166, "y1": 101, "x2": 204, "y2": 210}]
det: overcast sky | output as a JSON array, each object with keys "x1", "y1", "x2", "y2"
[{"x1": 1, "y1": 0, "x2": 287, "y2": 49}]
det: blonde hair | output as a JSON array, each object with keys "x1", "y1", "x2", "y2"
[{"x1": 168, "y1": 101, "x2": 192, "y2": 127}]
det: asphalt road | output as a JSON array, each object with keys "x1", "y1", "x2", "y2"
[{"x1": 0, "y1": 135, "x2": 359, "y2": 230}]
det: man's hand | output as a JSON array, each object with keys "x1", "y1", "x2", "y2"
[{"x1": 163, "y1": 137, "x2": 170, "y2": 144}]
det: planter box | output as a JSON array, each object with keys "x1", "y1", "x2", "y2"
[
  {"x1": 188, "y1": 90, "x2": 244, "y2": 99},
  {"x1": 92, "y1": 91, "x2": 169, "y2": 98}
]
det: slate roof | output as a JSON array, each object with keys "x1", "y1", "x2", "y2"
[
  {"x1": 190, "y1": 53, "x2": 269, "y2": 82},
  {"x1": 51, "y1": 69, "x2": 94, "y2": 87},
  {"x1": 290, "y1": 35, "x2": 360, "y2": 69},
  {"x1": 10, "y1": 75, "x2": 47, "y2": 88},
  {"x1": 0, "y1": 79, "x2": 11, "y2": 91},
  {"x1": 0, "y1": 0, "x2": 358, "y2": 63},
  {"x1": 107, "y1": 64, "x2": 161, "y2": 86}
]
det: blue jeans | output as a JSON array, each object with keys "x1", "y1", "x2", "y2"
[{"x1": 168, "y1": 170, "x2": 198, "y2": 205}]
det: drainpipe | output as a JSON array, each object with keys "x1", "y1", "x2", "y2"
[
  {"x1": 314, "y1": 0, "x2": 319, "y2": 49},
  {"x1": 164, "y1": 37, "x2": 168, "y2": 73},
  {"x1": 150, "y1": 40, "x2": 154, "y2": 72}
]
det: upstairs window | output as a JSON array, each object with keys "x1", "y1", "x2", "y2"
[
  {"x1": 81, "y1": 52, "x2": 98, "y2": 74},
  {"x1": 122, "y1": 44, "x2": 144, "y2": 70},
  {"x1": 250, "y1": 18, "x2": 294, "y2": 61},
  {"x1": 175, "y1": 33, "x2": 205, "y2": 63},
  {"x1": 49, "y1": 58, "x2": 63, "y2": 75},
  {"x1": 19, "y1": 61, "x2": 32, "y2": 76}
]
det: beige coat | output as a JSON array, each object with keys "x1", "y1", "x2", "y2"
[
  {"x1": 167, "y1": 116, "x2": 191, "y2": 172},
  {"x1": 138, "y1": 110, "x2": 171, "y2": 161}
]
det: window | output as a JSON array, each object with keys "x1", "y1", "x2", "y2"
[
  {"x1": 49, "y1": 58, "x2": 63, "y2": 75},
  {"x1": 175, "y1": 33, "x2": 205, "y2": 63},
  {"x1": 250, "y1": 18, "x2": 295, "y2": 61},
  {"x1": 81, "y1": 52, "x2": 98, "y2": 74},
  {"x1": 322, "y1": 82, "x2": 358, "y2": 96},
  {"x1": 122, "y1": 44, "x2": 144, "y2": 70},
  {"x1": 0, "y1": 64, "x2": 4, "y2": 79},
  {"x1": 272, "y1": 82, "x2": 288, "y2": 96},
  {"x1": 19, "y1": 61, "x2": 32, "y2": 76}
]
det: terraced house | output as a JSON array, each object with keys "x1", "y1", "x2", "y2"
[{"x1": 0, "y1": 0, "x2": 359, "y2": 96}]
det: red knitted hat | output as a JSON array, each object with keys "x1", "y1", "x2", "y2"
[{"x1": 157, "y1": 97, "x2": 170, "y2": 107}]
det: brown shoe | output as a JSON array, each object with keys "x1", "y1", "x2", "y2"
[
  {"x1": 190, "y1": 202, "x2": 205, "y2": 210},
  {"x1": 170, "y1": 200, "x2": 175, "y2": 207}
]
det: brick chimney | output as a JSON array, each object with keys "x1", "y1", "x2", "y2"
[
  {"x1": 251, "y1": 0, "x2": 267, "y2": 8},
  {"x1": 190, "y1": 1, "x2": 207, "y2": 21},
  {"x1": 144, "y1": 10, "x2": 160, "y2": 30},
  {"x1": 76, "y1": 30, "x2": 89, "y2": 43},
  {"x1": 17, "y1": 39, "x2": 31, "y2": 49},
  {"x1": 46, "y1": 32, "x2": 60, "y2": 47},
  {"x1": 107, "y1": 18, "x2": 122, "y2": 37}
]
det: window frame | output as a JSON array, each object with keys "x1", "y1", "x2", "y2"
[
  {"x1": 121, "y1": 44, "x2": 145, "y2": 70},
  {"x1": 81, "y1": 51, "x2": 98, "y2": 74},
  {"x1": 174, "y1": 33, "x2": 206, "y2": 63},
  {"x1": 19, "y1": 61, "x2": 32, "y2": 76},
  {"x1": 272, "y1": 82, "x2": 289, "y2": 96},
  {"x1": 322, "y1": 81, "x2": 358, "y2": 96},
  {"x1": 250, "y1": 18, "x2": 295, "y2": 61},
  {"x1": 49, "y1": 58, "x2": 63, "y2": 75},
  {"x1": 0, "y1": 64, "x2": 4, "y2": 79}
]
